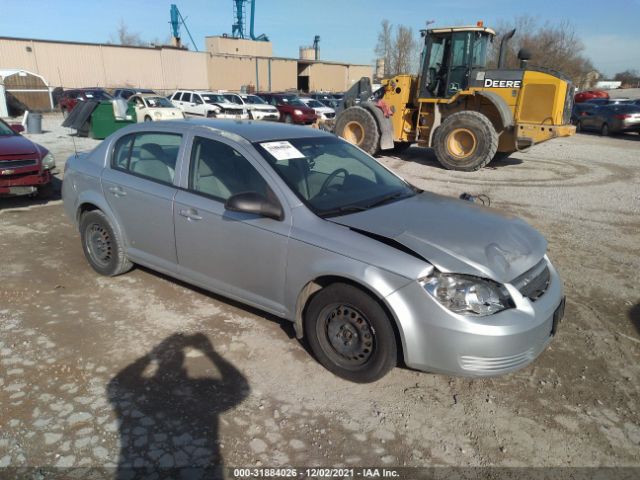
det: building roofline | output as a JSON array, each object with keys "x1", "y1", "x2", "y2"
[{"x1": 0, "y1": 35, "x2": 194, "y2": 52}]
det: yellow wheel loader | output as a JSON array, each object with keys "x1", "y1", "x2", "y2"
[{"x1": 335, "y1": 24, "x2": 576, "y2": 171}]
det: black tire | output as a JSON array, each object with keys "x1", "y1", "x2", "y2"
[
  {"x1": 390, "y1": 141, "x2": 413, "y2": 154},
  {"x1": 433, "y1": 111, "x2": 498, "y2": 171},
  {"x1": 600, "y1": 123, "x2": 609, "y2": 136},
  {"x1": 304, "y1": 283, "x2": 397, "y2": 383},
  {"x1": 576, "y1": 121, "x2": 582, "y2": 133},
  {"x1": 80, "y1": 210, "x2": 132, "y2": 277},
  {"x1": 284, "y1": 114, "x2": 293, "y2": 124},
  {"x1": 334, "y1": 106, "x2": 381, "y2": 156},
  {"x1": 61, "y1": 109, "x2": 68, "y2": 119},
  {"x1": 144, "y1": 115, "x2": 152, "y2": 122}
]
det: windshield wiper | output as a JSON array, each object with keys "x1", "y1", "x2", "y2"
[
  {"x1": 319, "y1": 204, "x2": 368, "y2": 218},
  {"x1": 365, "y1": 191, "x2": 411, "y2": 209}
]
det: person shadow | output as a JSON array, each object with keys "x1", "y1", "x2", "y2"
[{"x1": 107, "y1": 333, "x2": 249, "y2": 480}]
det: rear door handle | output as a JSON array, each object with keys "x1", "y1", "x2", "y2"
[
  {"x1": 178, "y1": 208, "x2": 202, "y2": 221},
  {"x1": 108, "y1": 186, "x2": 126, "y2": 197}
]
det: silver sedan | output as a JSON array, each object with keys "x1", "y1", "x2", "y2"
[{"x1": 62, "y1": 119, "x2": 565, "y2": 382}]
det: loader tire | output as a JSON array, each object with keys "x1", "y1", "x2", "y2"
[
  {"x1": 335, "y1": 106, "x2": 380, "y2": 156},
  {"x1": 433, "y1": 111, "x2": 498, "y2": 171}
]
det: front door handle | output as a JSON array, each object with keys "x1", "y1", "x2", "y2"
[
  {"x1": 178, "y1": 208, "x2": 202, "y2": 221},
  {"x1": 108, "y1": 186, "x2": 126, "y2": 197}
]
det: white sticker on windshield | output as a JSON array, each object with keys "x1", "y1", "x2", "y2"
[{"x1": 260, "y1": 141, "x2": 305, "y2": 160}]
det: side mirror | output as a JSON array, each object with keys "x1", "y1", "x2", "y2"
[
  {"x1": 224, "y1": 192, "x2": 284, "y2": 221},
  {"x1": 10, "y1": 124, "x2": 24, "y2": 134}
]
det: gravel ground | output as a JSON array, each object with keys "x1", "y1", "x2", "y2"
[{"x1": 1, "y1": 114, "x2": 639, "y2": 476}]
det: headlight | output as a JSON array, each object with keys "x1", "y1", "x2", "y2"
[
  {"x1": 42, "y1": 152, "x2": 56, "y2": 170},
  {"x1": 293, "y1": 109, "x2": 303, "y2": 116},
  {"x1": 420, "y1": 270, "x2": 512, "y2": 316}
]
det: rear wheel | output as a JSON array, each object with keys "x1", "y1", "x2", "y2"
[
  {"x1": 304, "y1": 283, "x2": 397, "y2": 383},
  {"x1": 335, "y1": 106, "x2": 381, "y2": 156},
  {"x1": 80, "y1": 210, "x2": 132, "y2": 277},
  {"x1": 144, "y1": 115, "x2": 152, "y2": 122},
  {"x1": 433, "y1": 111, "x2": 498, "y2": 171},
  {"x1": 601, "y1": 123, "x2": 609, "y2": 136},
  {"x1": 61, "y1": 109, "x2": 68, "y2": 119}
]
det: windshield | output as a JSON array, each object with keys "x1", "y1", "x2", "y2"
[
  {"x1": 278, "y1": 95, "x2": 306, "y2": 107},
  {"x1": 0, "y1": 120, "x2": 16, "y2": 136},
  {"x1": 85, "y1": 90, "x2": 113, "y2": 100},
  {"x1": 145, "y1": 96, "x2": 173, "y2": 108},
  {"x1": 305, "y1": 99, "x2": 325, "y2": 108},
  {"x1": 255, "y1": 137, "x2": 417, "y2": 217},
  {"x1": 201, "y1": 94, "x2": 228, "y2": 104},
  {"x1": 245, "y1": 95, "x2": 267, "y2": 105}
]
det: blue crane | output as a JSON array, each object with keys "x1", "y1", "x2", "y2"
[
  {"x1": 231, "y1": 0, "x2": 269, "y2": 41},
  {"x1": 169, "y1": 4, "x2": 199, "y2": 51}
]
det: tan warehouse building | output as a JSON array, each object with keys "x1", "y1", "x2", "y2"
[{"x1": 0, "y1": 35, "x2": 372, "y2": 98}]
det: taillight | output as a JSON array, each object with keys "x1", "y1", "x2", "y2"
[
  {"x1": 614, "y1": 114, "x2": 631, "y2": 119},
  {"x1": 580, "y1": 112, "x2": 588, "y2": 116}
]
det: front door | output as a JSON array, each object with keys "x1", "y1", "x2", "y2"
[
  {"x1": 174, "y1": 134, "x2": 291, "y2": 314},
  {"x1": 101, "y1": 131, "x2": 183, "y2": 267}
]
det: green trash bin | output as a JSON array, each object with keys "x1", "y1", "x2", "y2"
[{"x1": 88, "y1": 101, "x2": 137, "y2": 139}]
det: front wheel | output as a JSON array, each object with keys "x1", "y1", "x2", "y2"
[
  {"x1": 334, "y1": 106, "x2": 381, "y2": 156},
  {"x1": 433, "y1": 111, "x2": 498, "y2": 171},
  {"x1": 600, "y1": 123, "x2": 609, "y2": 136},
  {"x1": 144, "y1": 115, "x2": 152, "y2": 122},
  {"x1": 284, "y1": 114, "x2": 293, "y2": 124},
  {"x1": 80, "y1": 210, "x2": 133, "y2": 277},
  {"x1": 304, "y1": 283, "x2": 397, "y2": 383}
]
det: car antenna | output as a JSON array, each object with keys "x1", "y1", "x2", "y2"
[{"x1": 71, "y1": 133, "x2": 78, "y2": 159}]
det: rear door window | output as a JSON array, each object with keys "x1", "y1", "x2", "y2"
[{"x1": 111, "y1": 133, "x2": 182, "y2": 185}]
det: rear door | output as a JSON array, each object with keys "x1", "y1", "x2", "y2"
[
  {"x1": 173, "y1": 134, "x2": 291, "y2": 314},
  {"x1": 101, "y1": 131, "x2": 184, "y2": 268}
]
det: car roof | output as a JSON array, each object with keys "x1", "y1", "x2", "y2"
[{"x1": 123, "y1": 118, "x2": 331, "y2": 143}]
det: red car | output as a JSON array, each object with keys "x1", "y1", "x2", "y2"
[
  {"x1": 0, "y1": 119, "x2": 55, "y2": 197},
  {"x1": 574, "y1": 90, "x2": 609, "y2": 104},
  {"x1": 256, "y1": 93, "x2": 317, "y2": 125},
  {"x1": 58, "y1": 88, "x2": 113, "y2": 117}
]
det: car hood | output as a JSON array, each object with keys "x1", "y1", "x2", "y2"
[
  {"x1": 330, "y1": 192, "x2": 547, "y2": 283},
  {"x1": 0, "y1": 134, "x2": 39, "y2": 157},
  {"x1": 210, "y1": 102, "x2": 243, "y2": 110},
  {"x1": 313, "y1": 106, "x2": 335, "y2": 114}
]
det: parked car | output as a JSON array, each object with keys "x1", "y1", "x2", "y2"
[
  {"x1": 128, "y1": 94, "x2": 185, "y2": 123},
  {"x1": 0, "y1": 119, "x2": 55, "y2": 197},
  {"x1": 577, "y1": 104, "x2": 640, "y2": 135},
  {"x1": 571, "y1": 102, "x2": 598, "y2": 125},
  {"x1": 113, "y1": 88, "x2": 156, "y2": 100},
  {"x1": 299, "y1": 97, "x2": 336, "y2": 120},
  {"x1": 170, "y1": 90, "x2": 248, "y2": 119},
  {"x1": 62, "y1": 119, "x2": 564, "y2": 382},
  {"x1": 256, "y1": 93, "x2": 317, "y2": 124},
  {"x1": 222, "y1": 93, "x2": 280, "y2": 121},
  {"x1": 59, "y1": 88, "x2": 113, "y2": 117},
  {"x1": 574, "y1": 90, "x2": 609, "y2": 104}
]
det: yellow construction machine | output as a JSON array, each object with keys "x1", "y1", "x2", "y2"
[{"x1": 334, "y1": 24, "x2": 576, "y2": 171}]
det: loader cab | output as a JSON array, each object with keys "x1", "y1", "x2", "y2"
[{"x1": 420, "y1": 26, "x2": 495, "y2": 99}]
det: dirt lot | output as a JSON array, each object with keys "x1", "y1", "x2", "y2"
[{"x1": 1, "y1": 114, "x2": 639, "y2": 476}]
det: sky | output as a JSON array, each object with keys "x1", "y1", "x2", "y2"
[{"x1": 1, "y1": 0, "x2": 639, "y2": 77}]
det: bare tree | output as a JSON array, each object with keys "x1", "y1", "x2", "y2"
[
  {"x1": 375, "y1": 20, "x2": 420, "y2": 77},
  {"x1": 614, "y1": 70, "x2": 640, "y2": 87},
  {"x1": 489, "y1": 16, "x2": 595, "y2": 87},
  {"x1": 110, "y1": 19, "x2": 146, "y2": 46},
  {"x1": 392, "y1": 26, "x2": 419, "y2": 75},
  {"x1": 375, "y1": 20, "x2": 394, "y2": 77}
]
